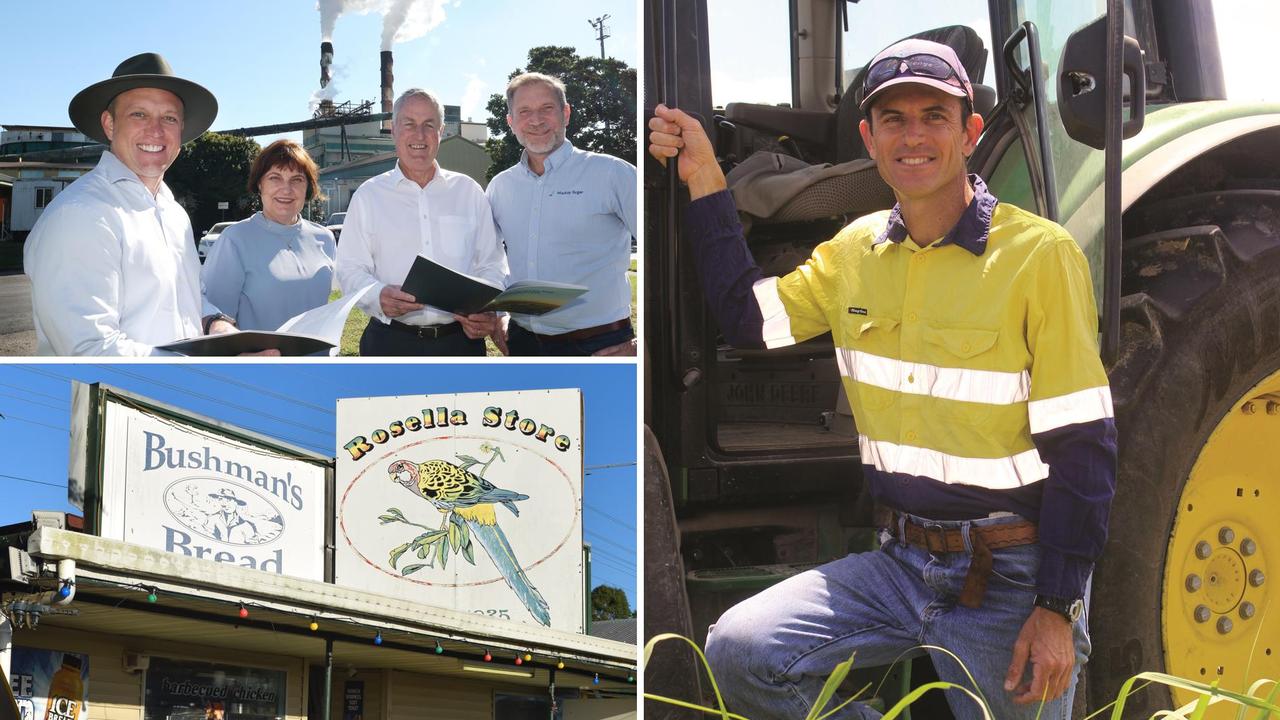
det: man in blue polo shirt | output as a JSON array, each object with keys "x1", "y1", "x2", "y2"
[
  {"x1": 648, "y1": 39, "x2": 1116, "y2": 719},
  {"x1": 487, "y1": 72, "x2": 637, "y2": 356}
]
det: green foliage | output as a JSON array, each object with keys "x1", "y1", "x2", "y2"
[
  {"x1": 483, "y1": 45, "x2": 636, "y2": 180},
  {"x1": 643, "y1": 633, "x2": 1280, "y2": 720},
  {"x1": 591, "y1": 584, "x2": 635, "y2": 620},
  {"x1": 165, "y1": 132, "x2": 261, "y2": 236}
]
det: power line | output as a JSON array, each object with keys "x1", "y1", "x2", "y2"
[
  {"x1": 585, "y1": 462, "x2": 635, "y2": 472},
  {"x1": 583, "y1": 501, "x2": 635, "y2": 532},
  {"x1": 0, "y1": 391, "x2": 67, "y2": 412},
  {"x1": 15, "y1": 364, "x2": 332, "y2": 441},
  {"x1": 585, "y1": 531, "x2": 636, "y2": 558},
  {"x1": 586, "y1": 543, "x2": 634, "y2": 566},
  {"x1": 1, "y1": 411, "x2": 68, "y2": 433},
  {"x1": 10, "y1": 365, "x2": 331, "y2": 455},
  {"x1": 97, "y1": 365, "x2": 333, "y2": 438},
  {"x1": 179, "y1": 367, "x2": 335, "y2": 416},
  {"x1": 0, "y1": 472, "x2": 65, "y2": 490},
  {"x1": 0, "y1": 381, "x2": 67, "y2": 404}
]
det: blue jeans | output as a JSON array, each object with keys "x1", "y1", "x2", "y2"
[{"x1": 704, "y1": 513, "x2": 1091, "y2": 720}]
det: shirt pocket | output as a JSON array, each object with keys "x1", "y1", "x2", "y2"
[
  {"x1": 434, "y1": 215, "x2": 476, "y2": 271},
  {"x1": 838, "y1": 315, "x2": 901, "y2": 412},
  {"x1": 921, "y1": 324, "x2": 1002, "y2": 426}
]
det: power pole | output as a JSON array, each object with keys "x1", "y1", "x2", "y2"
[{"x1": 588, "y1": 14, "x2": 611, "y2": 59}]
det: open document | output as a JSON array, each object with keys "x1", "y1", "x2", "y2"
[
  {"x1": 157, "y1": 284, "x2": 374, "y2": 356},
  {"x1": 401, "y1": 255, "x2": 587, "y2": 316}
]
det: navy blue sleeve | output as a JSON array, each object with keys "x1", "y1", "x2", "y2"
[
  {"x1": 1031, "y1": 417, "x2": 1118, "y2": 599},
  {"x1": 684, "y1": 191, "x2": 767, "y2": 348}
]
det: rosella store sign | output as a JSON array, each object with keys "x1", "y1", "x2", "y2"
[
  {"x1": 69, "y1": 383, "x2": 330, "y2": 581},
  {"x1": 334, "y1": 389, "x2": 584, "y2": 633}
]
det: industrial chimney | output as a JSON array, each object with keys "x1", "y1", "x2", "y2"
[
  {"x1": 320, "y1": 41, "x2": 334, "y2": 87},
  {"x1": 380, "y1": 50, "x2": 394, "y2": 132},
  {"x1": 319, "y1": 42, "x2": 335, "y2": 115}
]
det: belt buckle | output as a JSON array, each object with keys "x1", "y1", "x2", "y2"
[
  {"x1": 922, "y1": 522, "x2": 948, "y2": 553},
  {"x1": 419, "y1": 325, "x2": 440, "y2": 339}
]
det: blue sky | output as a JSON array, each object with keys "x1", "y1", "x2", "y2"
[
  {"x1": 0, "y1": 362, "x2": 637, "y2": 607},
  {"x1": 2, "y1": 0, "x2": 636, "y2": 145}
]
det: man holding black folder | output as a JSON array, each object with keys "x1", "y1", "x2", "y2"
[
  {"x1": 487, "y1": 73, "x2": 637, "y2": 356},
  {"x1": 335, "y1": 88, "x2": 508, "y2": 356}
]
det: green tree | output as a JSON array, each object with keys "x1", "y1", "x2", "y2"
[
  {"x1": 484, "y1": 46, "x2": 636, "y2": 180},
  {"x1": 165, "y1": 132, "x2": 261, "y2": 238},
  {"x1": 590, "y1": 584, "x2": 635, "y2": 621}
]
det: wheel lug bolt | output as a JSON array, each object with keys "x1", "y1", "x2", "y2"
[
  {"x1": 1194, "y1": 605, "x2": 1211, "y2": 623},
  {"x1": 1217, "y1": 617, "x2": 1233, "y2": 634},
  {"x1": 1185, "y1": 574, "x2": 1202, "y2": 592},
  {"x1": 1241, "y1": 538, "x2": 1257, "y2": 556},
  {"x1": 1240, "y1": 602, "x2": 1256, "y2": 619},
  {"x1": 1243, "y1": 401, "x2": 1257, "y2": 415},
  {"x1": 1250, "y1": 569, "x2": 1266, "y2": 587},
  {"x1": 1196, "y1": 541, "x2": 1212, "y2": 559},
  {"x1": 1219, "y1": 527, "x2": 1235, "y2": 544},
  {"x1": 1269, "y1": 400, "x2": 1280, "y2": 415}
]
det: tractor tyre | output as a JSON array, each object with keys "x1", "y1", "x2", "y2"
[{"x1": 1087, "y1": 189, "x2": 1280, "y2": 717}]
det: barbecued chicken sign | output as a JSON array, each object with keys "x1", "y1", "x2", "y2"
[
  {"x1": 334, "y1": 389, "x2": 584, "y2": 633},
  {"x1": 70, "y1": 383, "x2": 328, "y2": 581}
]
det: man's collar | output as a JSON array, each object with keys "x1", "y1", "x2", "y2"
[
  {"x1": 521, "y1": 140, "x2": 574, "y2": 174},
  {"x1": 874, "y1": 174, "x2": 998, "y2": 255},
  {"x1": 392, "y1": 160, "x2": 441, "y2": 188},
  {"x1": 99, "y1": 150, "x2": 172, "y2": 199}
]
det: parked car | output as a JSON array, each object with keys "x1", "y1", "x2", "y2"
[
  {"x1": 323, "y1": 212, "x2": 345, "y2": 243},
  {"x1": 197, "y1": 221, "x2": 235, "y2": 262}
]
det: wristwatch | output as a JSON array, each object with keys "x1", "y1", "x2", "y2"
[
  {"x1": 202, "y1": 313, "x2": 236, "y2": 334},
  {"x1": 1034, "y1": 594, "x2": 1084, "y2": 623}
]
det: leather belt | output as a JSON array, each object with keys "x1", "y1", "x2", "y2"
[
  {"x1": 531, "y1": 318, "x2": 631, "y2": 342},
  {"x1": 879, "y1": 508, "x2": 1038, "y2": 609},
  {"x1": 387, "y1": 320, "x2": 462, "y2": 339}
]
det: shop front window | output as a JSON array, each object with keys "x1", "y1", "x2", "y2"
[{"x1": 144, "y1": 658, "x2": 286, "y2": 720}]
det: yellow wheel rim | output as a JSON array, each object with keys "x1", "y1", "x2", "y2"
[{"x1": 1164, "y1": 370, "x2": 1280, "y2": 714}]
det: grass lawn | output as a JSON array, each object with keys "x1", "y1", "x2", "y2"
[{"x1": 334, "y1": 260, "x2": 638, "y2": 356}]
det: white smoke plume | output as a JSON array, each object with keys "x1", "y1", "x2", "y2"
[
  {"x1": 309, "y1": 63, "x2": 350, "y2": 113},
  {"x1": 317, "y1": 0, "x2": 449, "y2": 49}
]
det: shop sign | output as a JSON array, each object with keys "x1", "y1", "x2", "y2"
[
  {"x1": 335, "y1": 389, "x2": 584, "y2": 632},
  {"x1": 71, "y1": 383, "x2": 328, "y2": 581},
  {"x1": 342, "y1": 681, "x2": 362, "y2": 720},
  {"x1": 9, "y1": 647, "x2": 89, "y2": 720},
  {"x1": 143, "y1": 657, "x2": 285, "y2": 720}
]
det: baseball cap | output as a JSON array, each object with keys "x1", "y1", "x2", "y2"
[{"x1": 858, "y1": 38, "x2": 974, "y2": 112}]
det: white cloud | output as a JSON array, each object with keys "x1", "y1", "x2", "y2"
[{"x1": 460, "y1": 73, "x2": 490, "y2": 122}]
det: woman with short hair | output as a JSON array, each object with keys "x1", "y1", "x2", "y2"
[{"x1": 202, "y1": 139, "x2": 336, "y2": 331}]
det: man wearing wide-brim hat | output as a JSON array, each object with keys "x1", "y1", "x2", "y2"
[{"x1": 23, "y1": 52, "x2": 246, "y2": 356}]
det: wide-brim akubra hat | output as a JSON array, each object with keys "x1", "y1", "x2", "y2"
[{"x1": 68, "y1": 52, "x2": 218, "y2": 146}]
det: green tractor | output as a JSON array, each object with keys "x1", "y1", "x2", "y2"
[{"x1": 643, "y1": 0, "x2": 1279, "y2": 716}]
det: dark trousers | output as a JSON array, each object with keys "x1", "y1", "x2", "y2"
[
  {"x1": 506, "y1": 322, "x2": 634, "y2": 357},
  {"x1": 358, "y1": 320, "x2": 485, "y2": 357}
]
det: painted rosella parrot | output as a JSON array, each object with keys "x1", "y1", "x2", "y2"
[{"x1": 389, "y1": 458, "x2": 551, "y2": 626}]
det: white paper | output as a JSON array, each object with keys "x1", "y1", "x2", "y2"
[{"x1": 276, "y1": 284, "x2": 374, "y2": 355}]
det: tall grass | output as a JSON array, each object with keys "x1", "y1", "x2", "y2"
[{"x1": 642, "y1": 634, "x2": 1280, "y2": 720}]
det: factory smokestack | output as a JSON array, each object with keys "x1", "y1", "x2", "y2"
[
  {"x1": 380, "y1": 50, "x2": 394, "y2": 132},
  {"x1": 320, "y1": 41, "x2": 334, "y2": 88}
]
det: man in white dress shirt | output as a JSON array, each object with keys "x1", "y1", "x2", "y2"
[
  {"x1": 24, "y1": 52, "x2": 245, "y2": 356},
  {"x1": 336, "y1": 88, "x2": 508, "y2": 356},
  {"x1": 487, "y1": 72, "x2": 637, "y2": 356}
]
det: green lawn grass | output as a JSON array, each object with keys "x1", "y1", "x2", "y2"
[{"x1": 334, "y1": 261, "x2": 638, "y2": 357}]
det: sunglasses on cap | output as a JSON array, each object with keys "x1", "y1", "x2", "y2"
[{"x1": 863, "y1": 53, "x2": 967, "y2": 95}]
